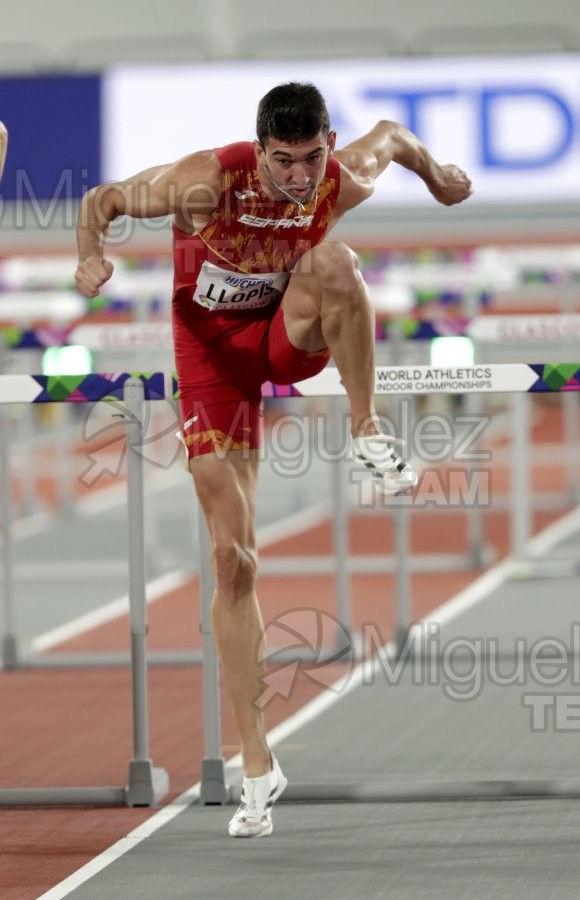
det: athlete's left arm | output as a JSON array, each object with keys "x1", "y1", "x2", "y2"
[
  {"x1": 334, "y1": 120, "x2": 472, "y2": 207},
  {"x1": 0, "y1": 122, "x2": 8, "y2": 182}
]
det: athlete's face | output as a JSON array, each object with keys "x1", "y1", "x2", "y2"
[{"x1": 256, "y1": 131, "x2": 336, "y2": 205}]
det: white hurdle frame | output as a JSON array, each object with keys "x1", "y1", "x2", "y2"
[
  {"x1": 0, "y1": 379, "x2": 169, "y2": 807},
  {"x1": 0, "y1": 366, "x2": 578, "y2": 805},
  {"x1": 194, "y1": 364, "x2": 580, "y2": 803}
]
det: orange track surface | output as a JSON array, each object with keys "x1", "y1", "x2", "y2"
[{"x1": 0, "y1": 402, "x2": 575, "y2": 898}]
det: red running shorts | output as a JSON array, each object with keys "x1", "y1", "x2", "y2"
[{"x1": 173, "y1": 301, "x2": 330, "y2": 458}]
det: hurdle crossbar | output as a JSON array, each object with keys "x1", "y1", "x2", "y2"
[
  {"x1": 187, "y1": 365, "x2": 578, "y2": 805},
  {"x1": 0, "y1": 363, "x2": 578, "y2": 405},
  {"x1": 1, "y1": 367, "x2": 578, "y2": 806}
]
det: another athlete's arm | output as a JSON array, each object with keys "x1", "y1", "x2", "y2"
[
  {"x1": 335, "y1": 120, "x2": 472, "y2": 209},
  {"x1": 75, "y1": 150, "x2": 222, "y2": 298},
  {"x1": 0, "y1": 122, "x2": 8, "y2": 182}
]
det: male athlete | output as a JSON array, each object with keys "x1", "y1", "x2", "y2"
[
  {"x1": 75, "y1": 82, "x2": 472, "y2": 838},
  {"x1": 0, "y1": 122, "x2": 7, "y2": 181}
]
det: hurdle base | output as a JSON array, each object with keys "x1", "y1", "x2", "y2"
[
  {"x1": 230, "y1": 778, "x2": 580, "y2": 803},
  {"x1": 510, "y1": 558, "x2": 580, "y2": 580},
  {"x1": 18, "y1": 644, "x2": 362, "y2": 668},
  {"x1": 126, "y1": 760, "x2": 170, "y2": 807},
  {"x1": 1, "y1": 635, "x2": 19, "y2": 670},
  {"x1": 200, "y1": 757, "x2": 229, "y2": 806},
  {"x1": 0, "y1": 786, "x2": 126, "y2": 807},
  {"x1": 394, "y1": 625, "x2": 416, "y2": 661}
]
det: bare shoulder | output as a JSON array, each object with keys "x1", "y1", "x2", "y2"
[
  {"x1": 167, "y1": 149, "x2": 223, "y2": 233},
  {"x1": 170, "y1": 149, "x2": 222, "y2": 184},
  {"x1": 333, "y1": 148, "x2": 376, "y2": 213},
  {"x1": 149, "y1": 149, "x2": 222, "y2": 201}
]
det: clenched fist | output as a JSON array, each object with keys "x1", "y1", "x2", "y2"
[
  {"x1": 428, "y1": 164, "x2": 473, "y2": 206},
  {"x1": 74, "y1": 257, "x2": 114, "y2": 298}
]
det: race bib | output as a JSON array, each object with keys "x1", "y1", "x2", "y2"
[{"x1": 193, "y1": 261, "x2": 289, "y2": 312}]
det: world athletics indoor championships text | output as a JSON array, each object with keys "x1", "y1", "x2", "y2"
[{"x1": 375, "y1": 367, "x2": 493, "y2": 393}]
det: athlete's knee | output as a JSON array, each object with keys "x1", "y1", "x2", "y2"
[
  {"x1": 314, "y1": 242, "x2": 361, "y2": 293},
  {"x1": 213, "y1": 539, "x2": 257, "y2": 603}
]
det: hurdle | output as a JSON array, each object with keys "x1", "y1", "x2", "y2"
[
  {"x1": 0, "y1": 374, "x2": 172, "y2": 806},
  {"x1": 0, "y1": 365, "x2": 578, "y2": 804},
  {"x1": 195, "y1": 362, "x2": 580, "y2": 803}
]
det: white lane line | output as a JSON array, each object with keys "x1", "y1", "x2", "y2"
[
  {"x1": 425, "y1": 503, "x2": 580, "y2": 630},
  {"x1": 420, "y1": 559, "x2": 516, "y2": 630},
  {"x1": 35, "y1": 782, "x2": 203, "y2": 900},
  {"x1": 31, "y1": 570, "x2": 191, "y2": 653},
  {"x1": 527, "y1": 503, "x2": 580, "y2": 557},
  {"x1": 31, "y1": 502, "x2": 331, "y2": 654},
  {"x1": 255, "y1": 501, "x2": 330, "y2": 548},
  {"x1": 36, "y1": 504, "x2": 580, "y2": 900}
]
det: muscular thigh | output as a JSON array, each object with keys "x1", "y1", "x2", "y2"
[
  {"x1": 190, "y1": 449, "x2": 259, "y2": 548},
  {"x1": 281, "y1": 241, "x2": 361, "y2": 351},
  {"x1": 281, "y1": 246, "x2": 326, "y2": 351}
]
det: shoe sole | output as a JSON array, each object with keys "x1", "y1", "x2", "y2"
[{"x1": 229, "y1": 821, "x2": 273, "y2": 838}]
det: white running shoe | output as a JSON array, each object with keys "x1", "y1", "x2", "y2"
[
  {"x1": 228, "y1": 755, "x2": 288, "y2": 838},
  {"x1": 351, "y1": 434, "x2": 418, "y2": 495}
]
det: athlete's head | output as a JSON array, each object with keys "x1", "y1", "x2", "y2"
[
  {"x1": 255, "y1": 82, "x2": 335, "y2": 206},
  {"x1": 256, "y1": 82, "x2": 330, "y2": 146}
]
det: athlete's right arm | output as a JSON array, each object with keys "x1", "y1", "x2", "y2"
[
  {"x1": 75, "y1": 150, "x2": 222, "y2": 297},
  {"x1": 0, "y1": 122, "x2": 8, "y2": 182}
]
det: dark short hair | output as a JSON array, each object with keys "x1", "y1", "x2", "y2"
[{"x1": 256, "y1": 82, "x2": 330, "y2": 146}]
